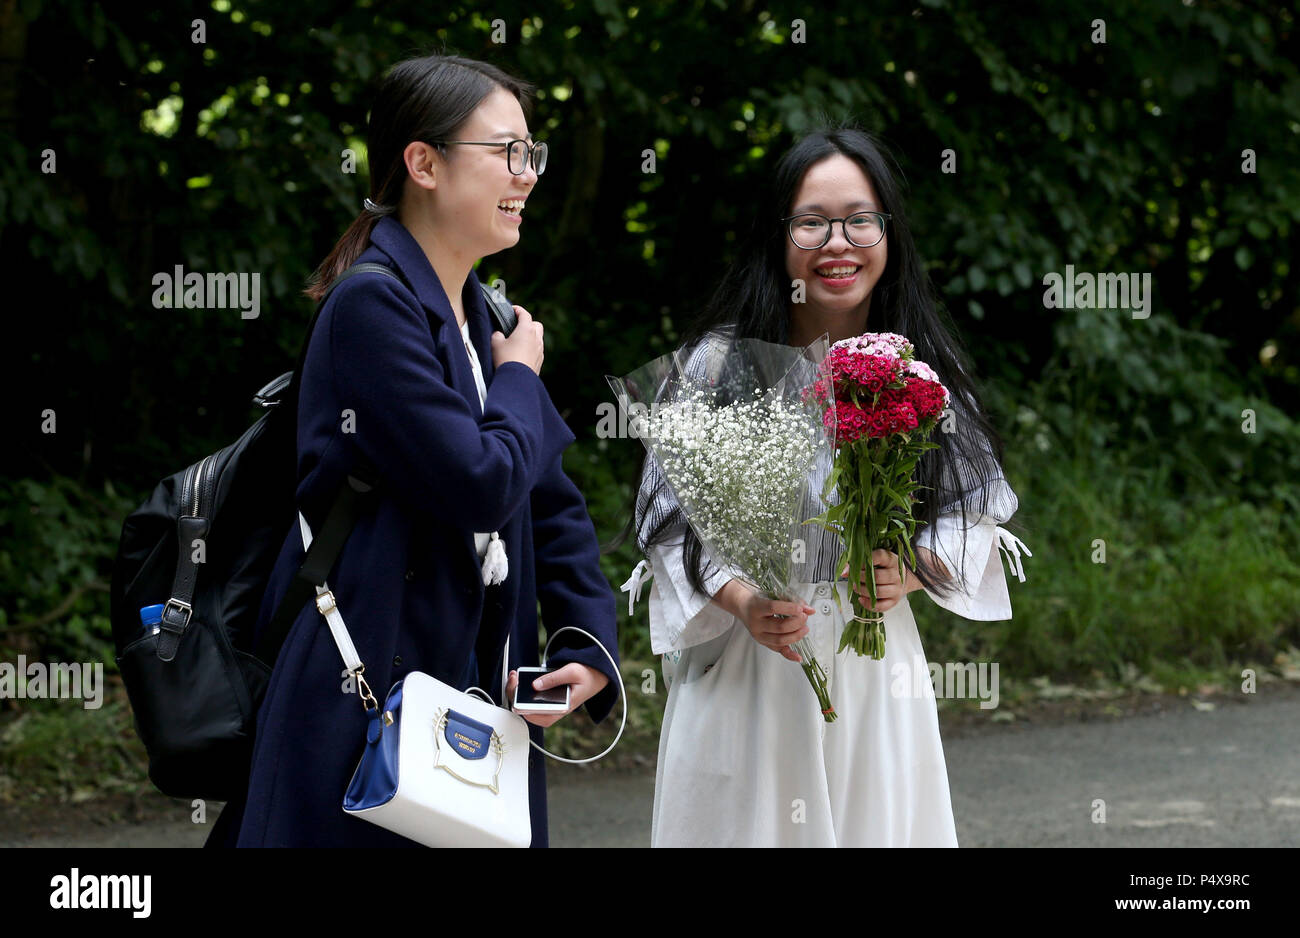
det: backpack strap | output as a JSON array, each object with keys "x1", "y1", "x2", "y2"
[
  {"x1": 255, "y1": 264, "x2": 517, "y2": 665},
  {"x1": 478, "y1": 279, "x2": 517, "y2": 336},
  {"x1": 156, "y1": 515, "x2": 210, "y2": 661},
  {"x1": 253, "y1": 263, "x2": 402, "y2": 665},
  {"x1": 255, "y1": 469, "x2": 376, "y2": 664},
  {"x1": 292, "y1": 262, "x2": 406, "y2": 384}
]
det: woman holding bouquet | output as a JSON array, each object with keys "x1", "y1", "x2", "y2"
[{"x1": 627, "y1": 126, "x2": 1030, "y2": 847}]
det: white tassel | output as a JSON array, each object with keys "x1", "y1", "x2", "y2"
[
  {"x1": 994, "y1": 526, "x2": 1032, "y2": 583},
  {"x1": 481, "y1": 531, "x2": 509, "y2": 586},
  {"x1": 620, "y1": 559, "x2": 653, "y2": 615}
]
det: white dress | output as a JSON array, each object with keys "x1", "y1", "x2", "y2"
[{"x1": 623, "y1": 336, "x2": 1032, "y2": 848}]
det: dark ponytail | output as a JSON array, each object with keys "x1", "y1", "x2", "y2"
[{"x1": 303, "y1": 53, "x2": 534, "y2": 303}]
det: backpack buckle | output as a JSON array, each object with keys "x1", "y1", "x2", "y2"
[{"x1": 161, "y1": 598, "x2": 192, "y2": 633}]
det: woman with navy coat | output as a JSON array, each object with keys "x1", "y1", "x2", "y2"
[{"x1": 207, "y1": 54, "x2": 620, "y2": 848}]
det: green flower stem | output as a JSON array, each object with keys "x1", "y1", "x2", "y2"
[
  {"x1": 830, "y1": 436, "x2": 927, "y2": 661},
  {"x1": 774, "y1": 590, "x2": 836, "y2": 723}
]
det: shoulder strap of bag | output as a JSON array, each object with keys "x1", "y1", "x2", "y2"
[
  {"x1": 296, "y1": 512, "x2": 627, "y2": 763},
  {"x1": 478, "y1": 280, "x2": 517, "y2": 336},
  {"x1": 293, "y1": 262, "x2": 405, "y2": 385},
  {"x1": 254, "y1": 262, "x2": 401, "y2": 665},
  {"x1": 256, "y1": 471, "x2": 375, "y2": 663},
  {"x1": 258, "y1": 266, "x2": 518, "y2": 666}
]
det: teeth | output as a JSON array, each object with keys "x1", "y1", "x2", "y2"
[
  {"x1": 817, "y1": 266, "x2": 859, "y2": 277},
  {"x1": 497, "y1": 199, "x2": 524, "y2": 213}
]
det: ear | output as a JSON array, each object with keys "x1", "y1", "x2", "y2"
[{"x1": 402, "y1": 140, "x2": 441, "y2": 193}]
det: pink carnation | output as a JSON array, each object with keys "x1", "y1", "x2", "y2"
[
  {"x1": 824, "y1": 400, "x2": 871, "y2": 444},
  {"x1": 827, "y1": 346, "x2": 903, "y2": 395},
  {"x1": 904, "y1": 377, "x2": 948, "y2": 421}
]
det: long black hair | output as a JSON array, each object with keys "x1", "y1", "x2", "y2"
[
  {"x1": 304, "y1": 52, "x2": 533, "y2": 303},
  {"x1": 634, "y1": 125, "x2": 1017, "y2": 600}
]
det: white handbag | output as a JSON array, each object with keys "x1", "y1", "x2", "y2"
[{"x1": 296, "y1": 512, "x2": 625, "y2": 848}]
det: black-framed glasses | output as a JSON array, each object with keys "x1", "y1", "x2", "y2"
[
  {"x1": 781, "y1": 211, "x2": 891, "y2": 249},
  {"x1": 437, "y1": 138, "x2": 548, "y2": 176}
]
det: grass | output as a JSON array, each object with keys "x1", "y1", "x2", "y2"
[
  {"x1": 912, "y1": 431, "x2": 1300, "y2": 683},
  {"x1": 0, "y1": 680, "x2": 149, "y2": 806}
]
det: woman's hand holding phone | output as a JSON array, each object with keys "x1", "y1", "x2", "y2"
[
  {"x1": 490, "y1": 305, "x2": 544, "y2": 374},
  {"x1": 506, "y1": 663, "x2": 610, "y2": 728}
]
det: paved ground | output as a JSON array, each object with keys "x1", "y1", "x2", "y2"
[
  {"x1": 3, "y1": 685, "x2": 1297, "y2": 847},
  {"x1": 945, "y1": 687, "x2": 1300, "y2": 847},
  {"x1": 551, "y1": 682, "x2": 1300, "y2": 847}
]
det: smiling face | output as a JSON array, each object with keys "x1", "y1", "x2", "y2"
[
  {"x1": 783, "y1": 153, "x2": 888, "y2": 327},
  {"x1": 413, "y1": 86, "x2": 538, "y2": 260}
]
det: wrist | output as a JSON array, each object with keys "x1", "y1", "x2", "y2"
[
  {"x1": 583, "y1": 663, "x2": 611, "y2": 693},
  {"x1": 710, "y1": 578, "x2": 748, "y2": 619}
]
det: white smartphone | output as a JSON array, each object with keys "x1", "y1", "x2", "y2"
[{"x1": 512, "y1": 666, "x2": 571, "y2": 713}]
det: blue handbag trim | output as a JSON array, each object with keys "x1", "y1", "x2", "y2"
[
  {"x1": 443, "y1": 709, "x2": 493, "y2": 761},
  {"x1": 344, "y1": 679, "x2": 404, "y2": 811}
]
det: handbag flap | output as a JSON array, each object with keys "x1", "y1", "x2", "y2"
[{"x1": 443, "y1": 710, "x2": 493, "y2": 761}]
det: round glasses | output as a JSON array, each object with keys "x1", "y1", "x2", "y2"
[
  {"x1": 782, "y1": 211, "x2": 891, "y2": 250},
  {"x1": 437, "y1": 138, "x2": 548, "y2": 176}
]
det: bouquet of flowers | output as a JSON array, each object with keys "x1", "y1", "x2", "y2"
[
  {"x1": 807, "y1": 332, "x2": 951, "y2": 659},
  {"x1": 608, "y1": 334, "x2": 840, "y2": 722}
]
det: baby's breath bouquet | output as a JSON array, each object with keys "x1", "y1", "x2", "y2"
[{"x1": 608, "y1": 334, "x2": 839, "y2": 722}]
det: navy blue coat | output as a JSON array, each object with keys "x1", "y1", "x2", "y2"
[{"x1": 207, "y1": 215, "x2": 620, "y2": 847}]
